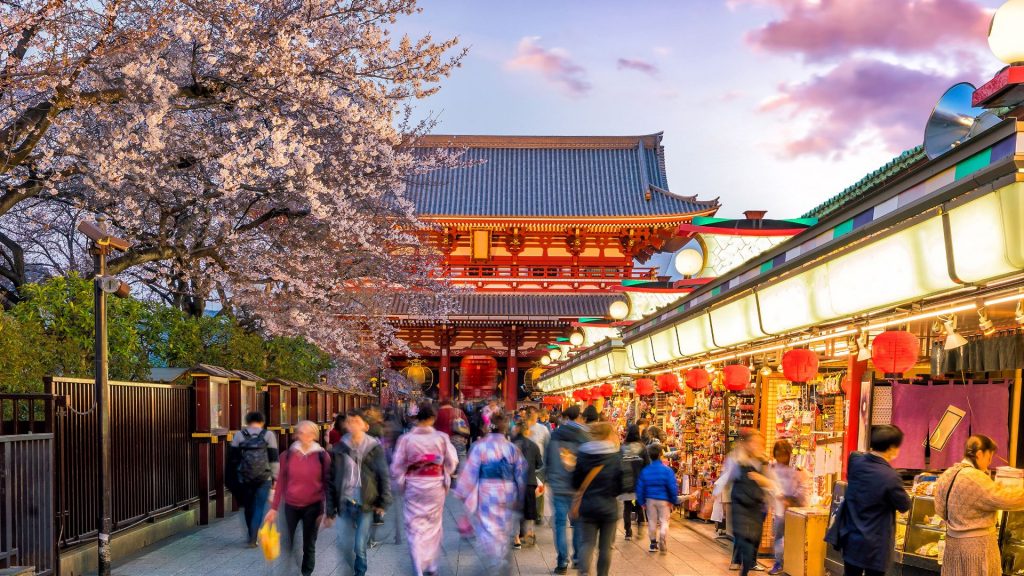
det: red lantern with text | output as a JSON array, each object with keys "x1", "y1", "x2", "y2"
[
  {"x1": 657, "y1": 372, "x2": 680, "y2": 393},
  {"x1": 871, "y1": 330, "x2": 919, "y2": 374},
  {"x1": 460, "y1": 355, "x2": 498, "y2": 399},
  {"x1": 600, "y1": 383, "x2": 614, "y2": 398},
  {"x1": 685, "y1": 368, "x2": 710, "y2": 391},
  {"x1": 723, "y1": 365, "x2": 751, "y2": 392},
  {"x1": 635, "y1": 378, "x2": 656, "y2": 396},
  {"x1": 782, "y1": 349, "x2": 818, "y2": 383}
]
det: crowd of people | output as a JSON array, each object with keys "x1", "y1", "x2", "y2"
[{"x1": 229, "y1": 398, "x2": 1024, "y2": 576}]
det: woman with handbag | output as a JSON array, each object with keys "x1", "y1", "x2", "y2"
[
  {"x1": 572, "y1": 421, "x2": 624, "y2": 576},
  {"x1": 935, "y1": 435, "x2": 1024, "y2": 576}
]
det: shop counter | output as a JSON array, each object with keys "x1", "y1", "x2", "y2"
[{"x1": 784, "y1": 507, "x2": 829, "y2": 576}]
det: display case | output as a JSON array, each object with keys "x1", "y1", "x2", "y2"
[
  {"x1": 1000, "y1": 511, "x2": 1024, "y2": 575},
  {"x1": 899, "y1": 496, "x2": 945, "y2": 570}
]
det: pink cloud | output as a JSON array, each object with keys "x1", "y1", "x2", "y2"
[
  {"x1": 762, "y1": 58, "x2": 964, "y2": 158},
  {"x1": 742, "y1": 0, "x2": 991, "y2": 61},
  {"x1": 505, "y1": 36, "x2": 590, "y2": 96},
  {"x1": 617, "y1": 57, "x2": 659, "y2": 76}
]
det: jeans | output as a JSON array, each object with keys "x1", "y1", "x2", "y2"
[
  {"x1": 243, "y1": 480, "x2": 272, "y2": 543},
  {"x1": 579, "y1": 519, "x2": 617, "y2": 576},
  {"x1": 773, "y1": 514, "x2": 785, "y2": 566},
  {"x1": 283, "y1": 502, "x2": 323, "y2": 576},
  {"x1": 338, "y1": 501, "x2": 372, "y2": 576},
  {"x1": 552, "y1": 493, "x2": 582, "y2": 568},
  {"x1": 843, "y1": 564, "x2": 884, "y2": 576},
  {"x1": 622, "y1": 500, "x2": 646, "y2": 536}
]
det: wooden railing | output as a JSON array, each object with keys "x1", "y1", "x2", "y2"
[{"x1": 443, "y1": 264, "x2": 658, "y2": 281}]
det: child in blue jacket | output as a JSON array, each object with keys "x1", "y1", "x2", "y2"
[{"x1": 636, "y1": 444, "x2": 679, "y2": 554}]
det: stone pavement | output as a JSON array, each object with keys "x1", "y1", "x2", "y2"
[{"x1": 113, "y1": 497, "x2": 736, "y2": 576}]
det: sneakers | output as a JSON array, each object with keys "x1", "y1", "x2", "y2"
[
  {"x1": 649, "y1": 540, "x2": 659, "y2": 553},
  {"x1": 729, "y1": 564, "x2": 741, "y2": 571},
  {"x1": 769, "y1": 563, "x2": 784, "y2": 575},
  {"x1": 624, "y1": 533, "x2": 632, "y2": 541},
  {"x1": 513, "y1": 539, "x2": 523, "y2": 550},
  {"x1": 553, "y1": 567, "x2": 568, "y2": 575},
  {"x1": 659, "y1": 538, "x2": 667, "y2": 555},
  {"x1": 751, "y1": 564, "x2": 767, "y2": 572}
]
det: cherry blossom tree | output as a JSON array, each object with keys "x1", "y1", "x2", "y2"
[{"x1": 0, "y1": 0, "x2": 465, "y2": 368}]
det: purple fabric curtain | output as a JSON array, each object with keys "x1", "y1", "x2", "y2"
[{"x1": 890, "y1": 381, "x2": 1009, "y2": 470}]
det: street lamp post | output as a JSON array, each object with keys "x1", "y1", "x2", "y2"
[{"x1": 78, "y1": 219, "x2": 131, "y2": 576}]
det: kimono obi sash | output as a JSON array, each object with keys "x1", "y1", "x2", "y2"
[
  {"x1": 407, "y1": 453, "x2": 443, "y2": 477},
  {"x1": 479, "y1": 457, "x2": 514, "y2": 481}
]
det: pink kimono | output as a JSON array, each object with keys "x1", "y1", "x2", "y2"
[{"x1": 390, "y1": 426, "x2": 458, "y2": 576}]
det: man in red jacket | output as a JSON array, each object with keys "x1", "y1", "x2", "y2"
[{"x1": 265, "y1": 420, "x2": 331, "y2": 576}]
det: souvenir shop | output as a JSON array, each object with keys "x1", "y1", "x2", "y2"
[{"x1": 536, "y1": 117, "x2": 1024, "y2": 575}]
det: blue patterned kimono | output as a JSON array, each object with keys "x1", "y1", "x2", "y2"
[{"x1": 455, "y1": 433, "x2": 527, "y2": 562}]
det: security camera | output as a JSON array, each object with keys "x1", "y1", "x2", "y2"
[{"x1": 77, "y1": 220, "x2": 131, "y2": 252}]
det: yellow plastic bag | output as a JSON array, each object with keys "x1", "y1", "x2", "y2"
[{"x1": 259, "y1": 520, "x2": 280, "y2": 561}]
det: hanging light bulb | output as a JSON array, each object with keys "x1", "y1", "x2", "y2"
[
  {"x1": 978, "y1": 308, "x2": 996, "y2": 337},
  {"x1": 856, "y1": 332, "x2": 871, "y2": 362},
  {"x1": 759, "y1": 365, "x2": 772, "y2": 377},
  {"x1": 942, "y1": 315, "x2": 968, "y2": 350},
  {"x1": 705, "y1": 364, "x2": 717, "y2": 375}
]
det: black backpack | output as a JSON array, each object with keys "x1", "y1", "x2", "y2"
[{"x1": 237, "y1": 429, "x2": 271, "y2": 484}]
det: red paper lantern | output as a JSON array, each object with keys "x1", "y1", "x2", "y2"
[
  {"x1": 600, "y1": 383, "x2": 614, "y2": 398},
  {"x1": 460, "y1": 355, "x2": 498, "y2": 399},
  {"x1": 840, "y1": 376, "x2": 851, "y2": 396},
  {"x1": 685, "y1": 368, "x2": 710, "y2": 390},
  {"x1": 723, "y1": 365, "x2": 751, "y2": 392},
  {"x1": 578, "y1": 388, "x2": 591, "y2": 401},
  {"x1": 871, "y1": 330, "x2": 919, "y2": 374},
  {"x1": 657, "y1": 372, "x2": 680, "y2": 393},
  {"x1": 782, "y1": 349, "x2": 819, "y2": 383},
  {"x1": 635, "y1": 377, "x2": 656, "y2": 396}
]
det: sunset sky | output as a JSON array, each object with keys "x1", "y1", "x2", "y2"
[{"x1": 403, "y1": 0, "x2": 1006, "y2": 218}]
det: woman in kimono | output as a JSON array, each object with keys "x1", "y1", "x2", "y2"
[
  {"x1": 390, "y1": 402, "x2": 459, "y2": 576},
  {"x1": 455, "y1": 412, "x2": 527, "y2": 574}
]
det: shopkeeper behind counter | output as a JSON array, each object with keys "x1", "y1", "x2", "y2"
[{"x1": 935, "y1": 435, "x2": 1024, "y2": 576}]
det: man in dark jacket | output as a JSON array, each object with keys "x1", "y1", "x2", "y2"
[
  {"x1": 572, "y1": 421, "x2": 623, "y2": 576},
  {"x1": 545, "y1": 405, "x2": 590, "y2": 574},
  {"x1": 514, "y1": 421, "x2": 544, "y2": 549},
  {"x1": 834, "y1": 425, "x2": 911, "y2": 576},
  {"x1": 325, "y1": 408, "x2": 393, "y2": 576}
]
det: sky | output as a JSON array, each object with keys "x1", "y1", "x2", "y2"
[{"x1": 400, "y1": 0, "x2": 1007, "y2": 218}]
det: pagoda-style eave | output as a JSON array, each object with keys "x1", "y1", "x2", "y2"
[{"x1": 417, "y1": 209, "x2": 719, "y2": 230}]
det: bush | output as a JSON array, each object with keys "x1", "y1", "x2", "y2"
[{"x1": 0, "y1": 275, "x2": 334, "y2": 392}]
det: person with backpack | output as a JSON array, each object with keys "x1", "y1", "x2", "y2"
[
  {"x1": 265, "y1": 420, "x2": 331, "y2": 576},
  {"x1": 618, "y1": 424, "x2": 650, "y2": 541},
  {"x1": 545, "y1": 404, "x2": 590, "y2": 574},
  {"x1": 325, "y1": 408, "x2": 393, "y2": 576},
  {"x1": 229, "y1": 411, "x2": 280, "y2": 547}
]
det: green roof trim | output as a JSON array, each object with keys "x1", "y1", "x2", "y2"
[
  {"x1": 802, "y1": 146, "x2": 927, "y2": 219},
  {"x1": 760, "y1": 261, "x2": 774, "y2": 274},
  {"x1": 621, "y1": 279, "x2": 655, "y2": 287},
  {"x1": 577, "y1": 317, "x2": 604, "y2": 323},
  {"x1": 833, "y1": 219, "x2": 854, "y2": 239},
  {"x1": 784, "y1": 217, "x2": 819, "y2": 226},
  {"x1": 954, "y1": 148, "x2": 991, "y2": 181},
  {"x1": 692, "y1": 216, "x2": 730, "y2": 225}
]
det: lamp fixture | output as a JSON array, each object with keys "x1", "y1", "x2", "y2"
[
  {"x1": 569, "y1": 330, "x2": 585, "y2": 347},
  {"x1": 673, "y1": 247, "x2": 704, "y2": 277},
  {"x1": 1016, "y1": 301, "x2": 1024, "y2": 325},
  {"x1": 856, "y1": 332, "x2": 871, "y2": 362},
  {"x1": 759, "y1": 365, "x2": 772, "y2": 377},
  {"x1": 548, "y1": 347, "x2": 562, "y2": 361},
  {"x1": 988, "y1": 0, "x2": 1024, "y2": 65},
  {"x1": 862, "y1": 303, "x2": 977, "y2": 331},
  {"x1": 704, "y1": 364, "x2": 717, "y2": 375},
  {"x1": 978, "y1": 308, "x2": 996, "y2": 337},
  {"x1": 540, "y1": 355, "x2": 552, "y2": 366},
  {"x1": 985, "y1": 292, "x2": 1024, "y2": 307},
  {"x1": 941, "y1": 315, "x2": 969, "y2": 350},
  {"x1": 609, "y1": 300, "x2": 630, "y2": 321}
]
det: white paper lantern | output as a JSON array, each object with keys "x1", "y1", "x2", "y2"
[{"x1": 990, "y1": 0, "x2": 1024, "y2": 65}]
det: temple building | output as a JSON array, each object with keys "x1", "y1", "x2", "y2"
[{"x1": 388, "y1": 133, "x2": 720, "y2": 408}]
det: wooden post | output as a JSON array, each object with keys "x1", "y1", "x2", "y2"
[
  {"x1": 197, "y1": 442, "x2": 210, "y2": 525},
  {"x1": 214, "y1": 438, "x2": 225, "y2": 518}
]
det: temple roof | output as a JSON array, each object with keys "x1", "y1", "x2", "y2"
[
  {"x1": 802, "y1": 146, "x2": 927, "y2": 219},
  {"x1": 406, "y1": 133, "x2": 719, "y2": 219},
  {"x1": 391, "y1": 293, "x2": 621, "y2": 319}
]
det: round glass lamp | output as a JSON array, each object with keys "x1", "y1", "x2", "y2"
[
  {"x1": 549, "y1": 347, "x2": 562, "y2": 361},
  {"x1": 569, "y1": 330, "x2": 585, "y2": 346},
  {"x1": 990, "y1": 0, "x2": 1024, "y2": 65},
  {"x1": 540, "y1": 355, "x2": 552, "y2": 366},
  {"x1": 674, "y1": 248, "x2": 704, "y2": 277},
  {"x1": 609, "y1": 300, "x2": 630, "y2": 320}
]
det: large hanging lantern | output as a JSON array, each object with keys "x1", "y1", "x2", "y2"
[
  {"x1": 723, "y1": 365, "x2": 751, "y2": 392},
  {"x1": 685, "y1": 368, "x2": 710, "y2": 391},
  {"x1": 782, "y1": 349, "x2": 819, "y2": 383},
  {"x1": 400, "y1": 359, "x2": 435, "y2": 388},
  {"x1": 657, "y1": 372, "x2": 680, "y2": 393},
  {"x1": 460, "y1": 355, "x2": 498, "y2": 398},
  {"x1": 871, "y1": 330, "x2": 919, "y2": 374},
  {"x1": 635, "y1": 377, "x2": 656, "y2": 396},
  {"x1": 578, "y1": 388, "x2": 592, "y2": 402},
  {"x1": 600, "y1": 383, "x2": 614, "y2": 398}
]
